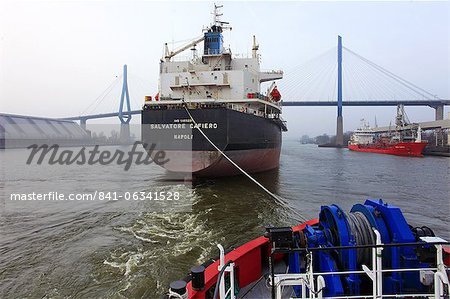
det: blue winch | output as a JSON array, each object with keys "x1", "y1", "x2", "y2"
[{"x1": 288, "y1": 199, "x2": 438, "y2": 297}]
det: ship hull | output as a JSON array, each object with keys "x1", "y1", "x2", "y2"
[
  {"x1": 348, "y1": 141, "x2": 428, "y2": 157},
  {"x1": 141, "y1": 107, "x2": 283, "y2": 177}
]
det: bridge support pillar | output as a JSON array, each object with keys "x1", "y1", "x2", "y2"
[
  {"x1": 119, "y1": 123, "x2": 131, "y2": 144},
  {"x1": 336, "y1": 116, "x2": 344, "y2": 146},
  {"x1": 435, "y1": 104, "x2": 444, "y2": 120}
]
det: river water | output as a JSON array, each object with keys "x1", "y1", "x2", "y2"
[{"x1": 0, "y1": 141, "x2": 449, "y2": 298}]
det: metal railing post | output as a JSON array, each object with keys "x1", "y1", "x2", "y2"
[
  {"x1": 217, "y1": 244, "x2": 226, "y2": 298},
  {"x1": 230, "y1": 263, "x2": 235, "y2": 299},
  {"x1": 434, "y1": 244, "x2": 450, "y2": 299},
  {"x1": 373, "y1": 229, "x2": 383, "y2": 298},
  {"x1": 216, "y1": 244, "x2": 236, "y2": 299},
  {"x1": 308, "y1": 252, "x2": 315, "y2": 298},
  {"x1": 317, "y1": 275, "x2": 326, "y2": 299}
]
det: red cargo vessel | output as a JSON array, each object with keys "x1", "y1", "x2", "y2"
[
  {"x1": 348, "y1": 105, "x2": 428, "y2": 157},
  {"x1": 348, "y1": 140, "x2": 428, "y2": 157}
]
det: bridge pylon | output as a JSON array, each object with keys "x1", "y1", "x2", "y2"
[
  {"x1": 336, "y1": 35, "x2": 344, "y2": 146},
  {"x1": 118, "y1": 64, "x2": 132, "y2": 144}
]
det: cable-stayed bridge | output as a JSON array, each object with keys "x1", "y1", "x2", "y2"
[
  {"x1": 278, "y1": 38, "x2": 449, "y2": 118},
  {"x1": 59, "y1": 36, "x2": 449, "y2": 144}
]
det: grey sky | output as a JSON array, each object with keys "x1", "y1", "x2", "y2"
[{"x1": 1, "y1": 1, "x2": 449, "y2": 137}]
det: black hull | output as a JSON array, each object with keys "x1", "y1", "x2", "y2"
[{"x1": 141, "y1": 107, "x2": 283, "y2": 177}]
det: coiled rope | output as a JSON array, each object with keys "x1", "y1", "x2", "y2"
[
  {"x1": 181, "y1": 102, "x2": 307, "y2": 223},
  {"x1": 346, "y1": 211, "x2": 376, "y2": 265}
]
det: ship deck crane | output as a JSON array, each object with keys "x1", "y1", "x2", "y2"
[{"x1": 164, "y1": 35, "x2": 205, "y2": 62}]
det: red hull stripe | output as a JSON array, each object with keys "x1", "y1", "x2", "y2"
[{"x1": 348, "y1": 142, "x2": 427, "y2": 157}]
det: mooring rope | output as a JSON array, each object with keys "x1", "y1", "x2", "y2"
[{"x1": 181, "y1": 101, "x2": 307, "y2": 222}]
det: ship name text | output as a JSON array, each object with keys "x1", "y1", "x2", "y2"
[{"x1": 149, "y1": 123, "x2": 218, "y2": 129}]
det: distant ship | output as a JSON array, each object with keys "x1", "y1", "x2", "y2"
[
  {"x1": 141, "y1": 5, "x2": 286, "y2": 177},
  {"x1": 348, "y1": 105, "x2": 428, "y2": 157}
]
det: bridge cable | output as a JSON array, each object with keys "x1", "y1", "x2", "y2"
[
  {"x1": 344, "y1": 47, "x2": 440, "y2": 100},
  {"x1": 348, "y1": 47, "x2": 431, "y2": 99},
  {"x1": 350, "y1": 52, "x2": 399, "y2": 100},
  {"x1": 300, "y1": 60, "x2": 331, "y2": 99},
  {"x1": 351, "y1": 55, "x2": 397, "y2": 100},
  {"x1": 355, "y1": 52, "x2": 419, "y2": 101},
  {"x1": 288, "y1": 53, "x2": 335, "y2": 100},
  {"x1": 304, "y1": 54, "x2": 336, "y2": 100},
  {"x1": 92, "y1": 80, "x2": 121, "y2": 116},
  {"x1": 318, "y1": 60, "x2": 337, "y2": 100},
  {"x1": 349, "y1": 57, "x2": 377, "y2": 100},
  {"x1": 279, "y1": 48, "x2": 336, "y2": 100},
  {"x1": 293, "y1": 51, "x2": 335, "y2": 95},
  {"x1": 79, "y1": 75, "x2": 122, "y2": 116}
]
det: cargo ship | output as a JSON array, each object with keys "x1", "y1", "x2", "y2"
[
  {"x1": 141, "y1": 5, "x2": 286, "y2": 178},
  {"x1": 163, "y1": 199, "x2": 450, "y2": 298},
  {"x1": 348, "y1": 105, "x2": 428, "y2": 157}
]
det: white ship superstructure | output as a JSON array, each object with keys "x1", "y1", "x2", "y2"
[
  {"x1": 349, "y1": 120, "x2": 375, "y2": 145},
  {"x1": 141, "y1": 5, "x2": 287, "y2": 177},
  {"x1": 146, "y1": 5, "x2": 284, "y2": 119}
]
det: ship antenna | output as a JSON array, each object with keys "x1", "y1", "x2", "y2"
[
  {"x1": 213, "y1": 4, "x2": 223, "y2": 27},
  {"x1": 211, "y1": 3, "x2": 231, "y2": 30},
  {"x1": 252, "y1": 35, "x2": 259, "y2": 59}
]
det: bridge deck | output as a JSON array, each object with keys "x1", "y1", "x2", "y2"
[
  {"x1": 58, "y1": 100, "x2": 450, "y2": 121},
  {"x1": 282, "y1": 100, "x2": 450, "y2": 107}
]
